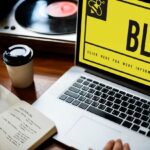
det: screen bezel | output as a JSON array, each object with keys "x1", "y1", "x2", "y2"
[{"x1": 75, "y1": 0, "x2": 150, "y2": 96}]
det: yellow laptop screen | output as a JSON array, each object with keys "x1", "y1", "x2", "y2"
[{"x1": 79, "y1": 0, "x2": 150, "y2": 86}]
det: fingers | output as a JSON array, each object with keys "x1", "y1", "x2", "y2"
[
  {"x1": 103, "y1": 139, "x2": 130, "y2": 150},
  {"x1": 123, "y1": 143, "x2": 130, "y2": 150},
  {"x1": 113, "y1": 139, "x2": 123, "y2": 150},
  {"x1": 103, "y1": 140, "x2": 115, "y2": 150}
]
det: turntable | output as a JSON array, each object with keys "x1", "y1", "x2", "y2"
[{"x1": 0, "y1": 0, "x2": 77, "y2": 54}]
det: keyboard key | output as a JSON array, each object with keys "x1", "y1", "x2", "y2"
[
  {"x1": 85, "y1": 99, "x2": 93, "y2": 104},
  {"x1": 89, "y1": 83, "x2": 96, "y2": 88},
  {"x1": 139, "y1": 130, "x2": 146, "y2": 135},
  {"x1": 105, "y1": 101, "x2": 113, "y2": 107},
  {"x1": 135, "y1": 101, "x2": 142, "y2": 107},
  {"x1": 143, "y1": 110, "x2": 149, "y2": 116},
  {"x1": 119, "y1": 107, "x2": 127, "y2": 112},
  {"x1": 134, "y1": 119, "x2": 141, "y2": 125},
  {"x1": 101, "y1": 93, "x2": 108, "y2": 99},
  {"x1": 108, "y1": 91, "x2": 115, "y2": 96},
  {"x1": 135, "y1": 107, "x2": 142, "y2": 113},
  {"x1": 147, "y1": 131, "x2": 150, "y2": 137},
  {"x1": 78, "y1": 103, "x2": 89, "y2": 109},
  {"x1": 141, "y1": 99, "x2": 147, "y2": 103},
  {"x1": 93, "y1": 81, "x2": 99, "y2": 84},
  {"x1": 112, "y1": 88, "x2": 119, "y2": 92},
  {"x1": 126, "y1": 109, "x2": 134, "y2": 115},
  {"x1": 141, "y1": 122, "x2": 149, "y2": 128},
  {"x1": 128, "y1": 98, "x2": 135, "y2": 104},
  {"x1": 126, "y1": 116, "x2": 134, "y2": 122},
  {"x1": 133, "y1": 96, "x2": 140, "y2": 100},
  {"x1": 79, "y1": 90, "x2": 87, "y2": 96},
  {"x1": 59, "y1": 94, "x2": 68, "y2": 100},
  {"x1": 92, "y1": 101, "x2": 99, "y2": 107},
  {"x1": 106, "y1": 86, "x2": 112, "y2": 89},
  {"x1": 121, "y1": 96, "x2": 129, "y2": 101},
  {"x1": 133, "y1": 112, "x2": 141, "y2": 118},
  {"x1": 119, "y1": 91, "x2": 126, "y2": 95},
  {"x1": 121, "y1": 101, "x2": 128, "y2": 107},
  {"x1": 66, "y1": 97, "x2": 74, "y2": 103},
  {"x1": 99, "y1": 98, "x2": 106, "y2": 104},
  {"x1": 73, "y1": 82, "x2": 83, "y2": 88},
  {"x1": 86, "y1": 93, "x2": 93, "y2": 98},
  {"x1": 95, "y1": 91, "x2": 102, "y2": 96},
  {"x1": 80, "y1": 76, "x2": 86, "y2": 79},
  {"x1": 101, "y1": 88, "x2": 109, "y2": 93},
  {"x1": 83, "y1": 81, "x2": 89, "y2": 86},
  {"x1": 119, "y1": 113, "x2": 127, "y2": 119},
  {"x1": 142, "y1": 104, "x2": 149, "y2": 109},
  {"x1": 82, "y1": 86, "x2": 89, "y2": 91},
  {"x1": 99, "y1": 83, "x2": 105, "y2": 87},
  {"x1": 107, "y1": 96, "x2": 115, "y2": 101},
  {"x1": 78, "y1": 96, "x2": 86, "y2": 101},
  {"x1": 87, "y1": 78, "x2": 92, "y2": 82},
  {"x1": 98, "y1": 104, "x2": 106, "y2": 110},
  {"x1": 128, "y1": 104, "x2": 136, "y2": 110},
  {"x1": 112, "y1": 110, "x2": 120, "y2": 116},
  {"x1": 69, "y1": 86, "x2": 80, "y2": 93},
  {"x1": 141, "y1": 115, "x2": 148, "y2": 122},
  {"x1": 122, "y1": 121, "x2": 132, "y2": 128},
  {"x1": 95, "y1": 85, "x2": 103, "y2": 91},
  {"x1": 65, "y1": 91, "x2": 79, "y2": 99},
  {"x1": 72, "y1": 100, "x2": 80, "y2": 106},
  {"x1": 105, "y1": 107, "x2": 113, "y2": 113},
  {"x1": 112, "y1": 104, "x2": 120, "y2": 110},
  {"x1": 88, "y1": 88, "x2": 95, "y2": 94},
  {"x1": 87, "y1": 106, "x2": 123, "y2": 124},
  {"x1": 92, "y1": 96, "x2": 100, "y2": 101},
  {"x1": 131, "y1": 124, "x2": 140, "y2": 131},
  {"x1": 126, "y1": 93, "x2": 133, "y2": 97},
  {"x1": 76, "y1": 78, "x2": 83, "y2": 83},
  {"x1": 114, "y1": 99, "x2": 121, "y2": 104},
  {"x1": 114, "y1": 93, "x2": 122, "y2": 98}
]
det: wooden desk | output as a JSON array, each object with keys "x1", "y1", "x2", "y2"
[{"x1": 0, "y1": 52, "x2": 75, "y2": 150}]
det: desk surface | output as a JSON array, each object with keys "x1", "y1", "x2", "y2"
[{"x1": 0, "y1": 52, "x2": 74, "y2": 150}]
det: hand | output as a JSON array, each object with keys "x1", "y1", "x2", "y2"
[{"x1": 103, "y1": 139, "x2": 130, "y2": 150}]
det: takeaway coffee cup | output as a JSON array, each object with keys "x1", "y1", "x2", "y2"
[{"x1": 3, "y1": 44, "x2": 34, "y2": 88}]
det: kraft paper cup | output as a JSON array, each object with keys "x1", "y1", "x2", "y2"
[{"x1": 3, "y1": 44, "x2": 34, "y2": 88}]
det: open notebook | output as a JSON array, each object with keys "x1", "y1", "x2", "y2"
[{"x1": 0, "y1": 85, "x2": 57, "y2": 150}]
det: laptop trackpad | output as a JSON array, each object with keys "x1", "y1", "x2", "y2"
[{"x1": 66, "y1": 116, "x2": 121, "y2": 150}]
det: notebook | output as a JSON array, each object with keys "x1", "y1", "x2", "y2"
[{"x1": 33, "y1": 0, "x2": 150, "y2": 149}]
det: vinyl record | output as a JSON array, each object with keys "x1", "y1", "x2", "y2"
[{"x1": 15, "y1": 0, "x2": 77, "y2": 35}]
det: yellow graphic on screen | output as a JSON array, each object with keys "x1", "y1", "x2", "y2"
[
  {"x1": 79, "y1": 0, "x2": 150, "y2": 86},
  {"x1": 88, "y1": 0, "x2": 105, "y2": 16}
]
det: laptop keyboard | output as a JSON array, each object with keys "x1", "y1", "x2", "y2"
[{"x1": 59, "y1": 76, "x2": 150, "y2": 137}]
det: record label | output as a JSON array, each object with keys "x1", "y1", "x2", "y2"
[{"x1": 47, "y1": 1, "x2": 77, "y2": 17}]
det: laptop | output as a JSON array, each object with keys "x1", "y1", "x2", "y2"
[{"x1": 33, "y1": 0, "x2": 150, "y2": 149}]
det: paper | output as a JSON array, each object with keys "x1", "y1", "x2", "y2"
[{"x1": 0, "y1": 85, "x2": 57, "y2": 150}]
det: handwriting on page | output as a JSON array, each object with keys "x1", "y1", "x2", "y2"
[{"x1": 0, "y1": 106, "x2": 41, "y2": 147}]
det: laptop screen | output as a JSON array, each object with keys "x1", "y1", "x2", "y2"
[{"x1": 76, "y1": 0, "x2": 150, "y2": 95}]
